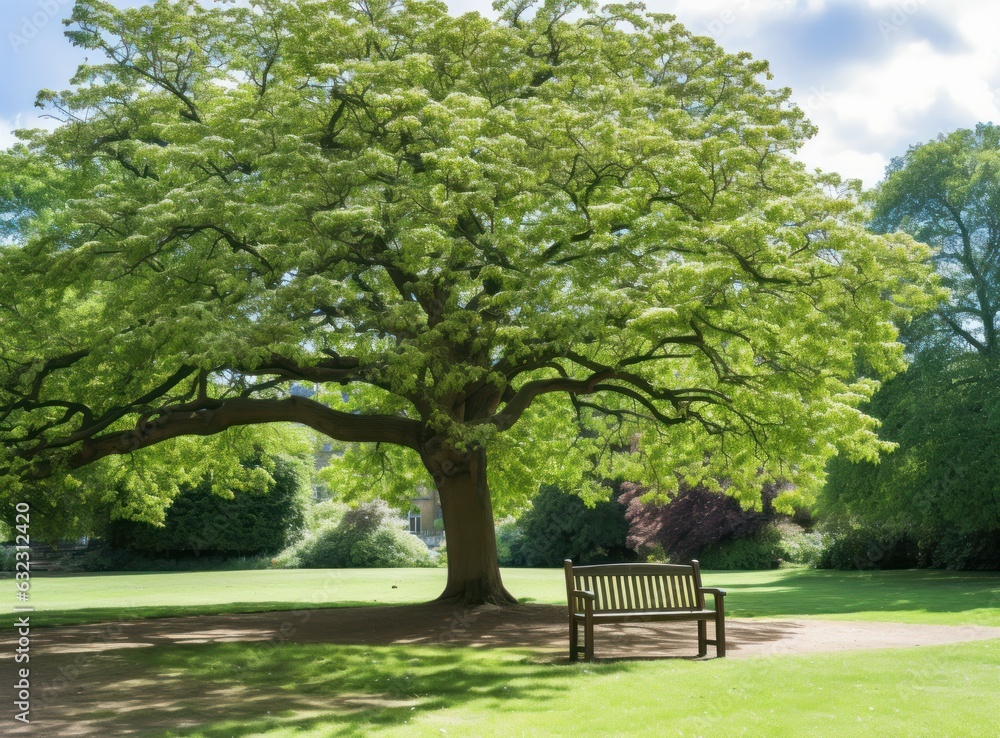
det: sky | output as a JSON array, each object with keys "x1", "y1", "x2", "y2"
[{"x1": 1, "y1": 0, "x2": 998, "y2": 189}]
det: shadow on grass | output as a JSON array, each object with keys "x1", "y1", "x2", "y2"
[
  {"x1": 28, "y1": 640, "x2": 621, "y2": 737},
  {"x1": 0, "y1": 601, "x2": 387, "y2": 630},
  {"x1": 18, "y1": 634, "x2": 1000, "y2": 738}
]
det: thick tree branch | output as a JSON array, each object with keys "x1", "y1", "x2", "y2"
[
  {"x1": 488, "y1": 370, "x2": 616, "y2": 431},
  {"x1": 65, "y1": 395, "x2": 421, "y2": 469},
  {"x1": 586, "y1": 384, "x2": 688, "y2": 427},
  {"x1": 20, "y1": 364, "x2": 199, "y2": 455},
  {"x1": 2, "y1": 349, "x2": 90, "y2": 404},
  {"x1": 940, "y1": 313, "x2": 989, "y2": 354},
  {"x1": 252, "y1": 353, "x2": 364, "y2": 384}
]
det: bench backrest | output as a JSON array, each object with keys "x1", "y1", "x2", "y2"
[{"x1": 564, "y1": 560, "x2": 705, "y2": 614}]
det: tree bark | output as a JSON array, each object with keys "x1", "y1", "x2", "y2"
[{"x1": 423, "y1": 444, "x2": 517, "y2": 606}]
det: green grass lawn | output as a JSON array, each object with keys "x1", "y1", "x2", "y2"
[
  {"x1": 3, "y1": 566, "x2": 999, "y2": 628},
  {"x1": 3, "y1": 567, "x2": 998, "y2": 736},
  {"x1": 63, "y1": 637, "x2": 1000, "y2": 737}
]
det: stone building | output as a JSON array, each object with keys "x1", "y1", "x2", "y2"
[{"x1": 408, "y1": 485, "x2": 442, "y2": 535}]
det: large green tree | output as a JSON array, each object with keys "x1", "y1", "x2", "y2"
[
  {"x1": 824, "y1": 124, "x2": 1000, "y2": 542},
  {"x1": 872, "y1": 124, "x2": 1000, "y2": 358},
  {"x1": 0, "y1": 0, "x2": 931, "y2": 603}
]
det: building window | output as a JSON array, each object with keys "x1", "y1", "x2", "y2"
[{"x1": 408, "y1": 512, "x2": 421, "y2": 533}]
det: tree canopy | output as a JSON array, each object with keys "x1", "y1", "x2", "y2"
[
  {"x1": 0, "y1": 0, "x2": 933, "y2": 602},
  {"x1": 871, "y1": 123, "x2": 1000, "y2": 359},
  {"x1": 824, "y1": 124, "x2": 1000, "y2": 543}
]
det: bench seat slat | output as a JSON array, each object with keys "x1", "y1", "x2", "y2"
[
  {"x1": 655, "y1": 575, "x2": 667, "y2": 609},
  {"x1": 683, "y1": 574, "x2": 694, "y2": 608},
  {"x1": 571, "y1": 610, "x2": 717, "y2": 623}
]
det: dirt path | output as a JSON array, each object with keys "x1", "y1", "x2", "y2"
[
  {"x1": 11, "y1": 602, "x2": 1000, "y2": 658},
  {"x1": 3, "y1": 604, "x2": 999, "y2": 736}
]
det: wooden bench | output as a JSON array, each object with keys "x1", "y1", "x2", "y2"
[{"x1": 564, "y1": 559, "x2": 727, "y2": 661}]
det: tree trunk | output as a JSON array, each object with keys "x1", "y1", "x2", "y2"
[{"x1": 423, "y1": 445, "x2": 517, "y2": 605}]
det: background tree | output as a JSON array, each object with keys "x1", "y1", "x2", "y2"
[
  {"x1": 497, "y1": 484, "x2": 635, "y2": 567},
  {"x1": 823, "y1": 124, "x2": 1000, "y2": 568},
  {"x1": 106, "y1": 451, "x2": 312, "y2": 557},
  {"x1": 619, "y1": 480, "x2": 782, "y2": 562},
  {"x1": 0, "y1": 0, "x2": 933, "y2": 603}
]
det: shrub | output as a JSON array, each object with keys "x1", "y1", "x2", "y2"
[
  {"x1": 510, "y1": 485, "x2": 635, "y2": 567},
  {"x1": 0, "y1": 546, "x2": 15, "y2": 572},
  {"x1": 108, "y1": 454, "x2": 311, "y2": 558},
  {"x1": 278, "y1": 500, "x2": 432, "y2": 568},
  {"x1": 495, "y1": 518, "x2": 529, "y2": 567},
  {"x1": 305, "y1": 500, "x2": 349, "y2": 531},
  {"x1": 815, "y1": 525, "x2": 924, "y2": 570},
  {"x1": 697, "y1": 526, "x2": 784, "y2": 570},
  {"x1": 57, "y1": 546, "x2": 273, "y2": 572},
  {"x1": 779, "y1": 529, "x2": 826, "y2": 567},
  {"x1": 620, "y1": 481, "x2": 783, "y2": 563},
  {"x1": 813, "y1": 523, "x2": 1000, "y2": 571},
  {"x1": 929, "y1": 530, "x2": 1000, "y2": 570},
  {"x1": 270, "y1": 546, "x2": 302, "y2": 569}
]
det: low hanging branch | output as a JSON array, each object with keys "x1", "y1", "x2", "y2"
[{"x1": 62, "y1": 395, "x2": 422, "y2": 470}]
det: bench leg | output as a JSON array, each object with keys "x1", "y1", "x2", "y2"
[
  {"x1": 715, "y1": 610, "x2": 726, "y2": 658},
  {"x1": 569, "y1": 619, "x2": 578, "y2": 661},
  {"x1": 697, "y1": 620, "x2": 707, "y2": 657},
  {"x1": 584, "y1": 615, "x2": 595, "y2": 662}
]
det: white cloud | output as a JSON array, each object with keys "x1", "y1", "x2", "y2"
[
  {"x1": 664, "y1": 0, "x2": 801, "y2": 40},
  {"x1": 798, "y1": 137, "x2": 890, "y2": 186},
  {"x1": 0, "y1": 113, "x2": 58, "y2": 151},
  {"x1": 650, "y1": 0, "x2": 1000, "y2": 186},
  {"x1": 791, "y1": 2, "x2": 1000, "y2": 184},
  {"x1": 0, "y1": 119, "x2": 17, "y2": 151}
]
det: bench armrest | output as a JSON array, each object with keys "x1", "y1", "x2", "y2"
[
  {"x1": 699, "y1": 587, "x2": 727, "y2": 597},
  {"x1": 571, "y1": 589, "x2": 596, "y2": 615},
  {"x1": 699, "y1": 587, "x2": 726, "y2": 613}
]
